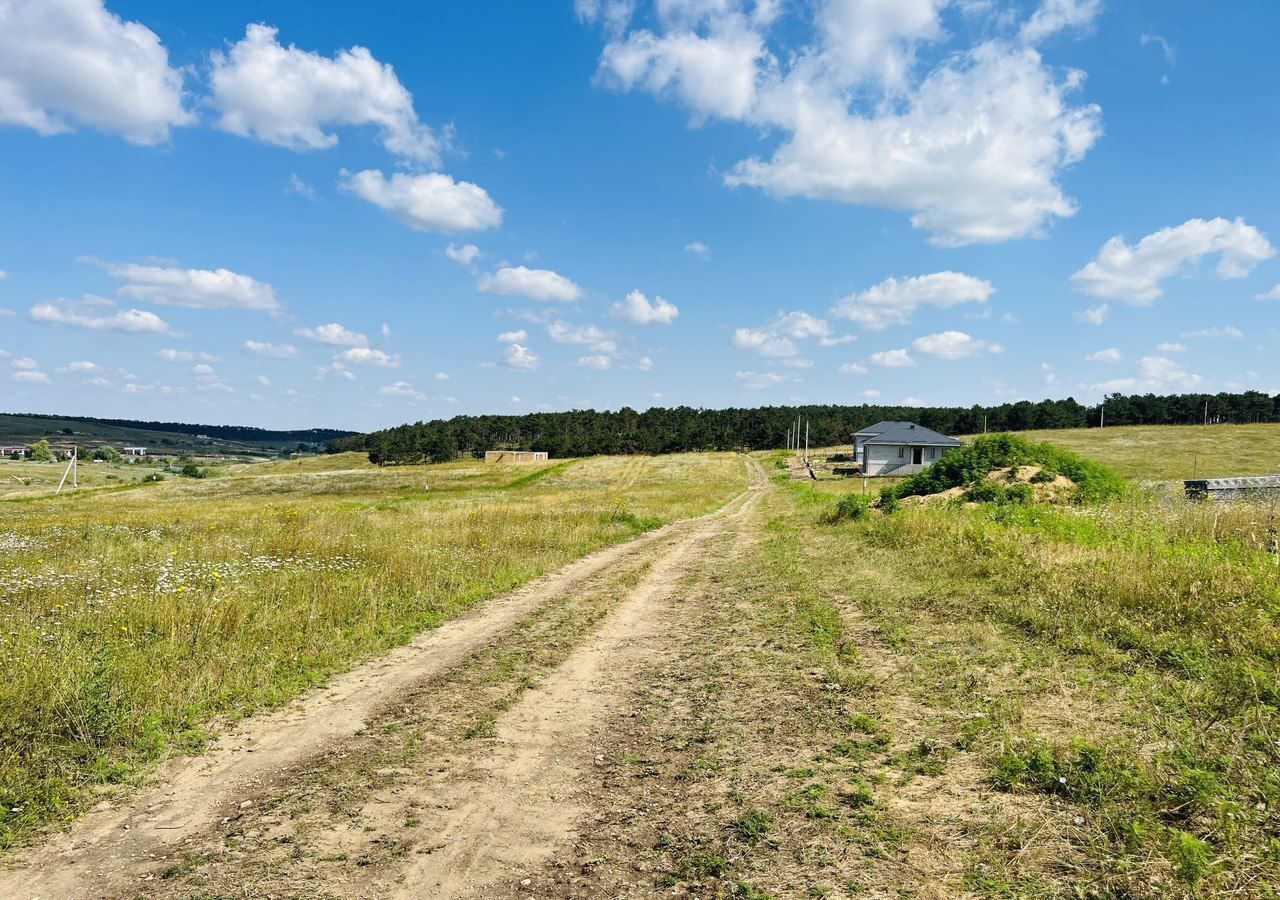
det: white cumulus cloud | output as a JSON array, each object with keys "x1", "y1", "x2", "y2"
[
  {"x1": 610, "y1": 289, "x2": 679, "y2": 325},
  {"x1": 1085, "y1": 347, "x2": 1122, "y2": 362},
  {"x1": 0, "y1": 0, "x2": 192, "y2": 144},
  {"x1": 293, "y1": 322, "x2": 368, "y2": 347},
  {"x1": 92, "y1": 259, "x2": 281, "y2": 313},
  {"x1": 911, "y1": 330, "x2": 1003, "y2": 359},
  {"x1": 588, "y1": 1, "x2": 1104, "y2": 245},
  {"x1": 28, "y1": 295, "x2": 173, "y2": 334},
  {"x1": 549, "y1": 320, "x2": 616, "y2": 352},
  {"x1": 478, "y1": 266, "x2": 582, "y2": 303},
  {"x1": 869, "y1": 348, "x2": 915, "y2": 368},
  {"x1": 1070, "y1": 217, "x2": 1274, "y2": 304},
  {"x1": 1181, "y1": 326, "x2": 1243, "y2": 341},
  {"x1": 210, "y1": 24, "x2": 444, "y2": 164},
  {"x1": 733, "y1": 310, "x2": 848, "y2": 358},
  {"x1": 445, "y1": 243, "x2": 483, "y2": 267},
  {"x1": 577, "y1": 354, "x2": 613, "y2": 370},
  {"x1": 244, "y1": 340, "x2": 298, "y2": 358},
  {"x1": 684, "y1": 240, "x2": 711, "y2": 260},
  {"x1": 379, "y1": 380, "x2": 426, "y2": 400},
  {"x1": 339, "y1": 347, "x2": 399, "y2": 367},
  {"x1": 340, "y1": 169, "x2": 503, "y2": 234},
  {"x1": 502, "y1": 342, "x2": 540, "y2": 371},
  {"x1": 832, "y1": 272, "x2": 995, "y2": 330}
]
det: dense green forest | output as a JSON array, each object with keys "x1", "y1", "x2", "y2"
[
  {"x1": 1, "y1": 413, "x2": 354, "y2": 445},
  {"x1": 327, "y1": 391, "x2": 1280, "y2": 464}
]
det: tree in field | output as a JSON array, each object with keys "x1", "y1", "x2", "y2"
[
  {"x1": 28, "y1": 439, "x2": 52, "y2": 462},
  {"x1": 94, "y1": 445, "x2": 122, "y2": 463}
]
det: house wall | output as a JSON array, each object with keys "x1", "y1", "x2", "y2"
[
  {"x1": 483, "y1": 450, "x2": 549, "y2": 463},
  {"x1": 863, "y1": 444, "x2": 945, "y2": 476}
]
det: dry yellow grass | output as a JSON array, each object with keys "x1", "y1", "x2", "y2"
[{"x1": 0, "y1": 451, "x2": 747, "y2": 846}]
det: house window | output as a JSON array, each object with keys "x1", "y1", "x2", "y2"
[
  {"x1": 898, "y1": 447, "x2": 905, "y2": 459},
  {"x1": 928, "y1": 448, "x2": 935, "y2": 460}
]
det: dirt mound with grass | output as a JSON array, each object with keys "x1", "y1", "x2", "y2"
[{"x1": 881, "y1": 434, "x2": 1123, "y2": 509}]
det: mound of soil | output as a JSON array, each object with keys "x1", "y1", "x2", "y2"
[{"x1": 900, "y1": 465, "x2": 1077, "y2": 506}]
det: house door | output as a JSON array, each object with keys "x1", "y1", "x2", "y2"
[{"x1": 912, "y1": 447, "x2": 923, "y2": 465}]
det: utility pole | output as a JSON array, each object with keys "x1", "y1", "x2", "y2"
[
  {"x1": 983, "y1": 414, "x2": 988, "y2": 434},
  {"x1": 56, "y1": 446, "x2": 77, "y2": 494},
  {"x1": 1100, "y1": 402, "x2": 1105, "y2": 428},
  {"x1": 804, "y1": 419, "x2": 809, "y2": 466},
  {"x1": 1204, "y1": 399, "x2": 1209, "y2": 427}
]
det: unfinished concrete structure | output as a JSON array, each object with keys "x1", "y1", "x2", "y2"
[{"x1": 484, "y1": 450, "x2": 549, "y2": 463}]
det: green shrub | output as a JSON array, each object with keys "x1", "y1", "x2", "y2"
[
  {"x1": 877, "y1": 486, "x2": 899, "y2": 513},
  {"x1": 826, "y1": 493, "x2": 871, "y2": 523},
  {"x1": 180, "y1": 462, "x2": 207, "y2": 479}
]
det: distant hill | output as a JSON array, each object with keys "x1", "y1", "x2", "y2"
[{"x1": 0, "y1": 413, "x2": 356, "y2": 457}]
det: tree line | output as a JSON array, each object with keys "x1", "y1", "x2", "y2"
[
  {"x1": 327, "y1": 390, "x2": 1280, "y2": 465},
  {"x1": 0, "y1": 413, "x2": 355, "y2": 444}
]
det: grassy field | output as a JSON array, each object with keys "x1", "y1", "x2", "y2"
[
  {"x1": 1009, "y1": 422, "x2": 1280, "y2": 481},
  {"x1": 0, "y1": 451, "x2": 747, "y2": 847},
  {"x1": 772, "y1": 426, "x2": 1280, "y2": 897}
]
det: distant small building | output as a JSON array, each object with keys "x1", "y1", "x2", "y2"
[
  {"x1": 484, "y1": 450, "x2": 549, "y2": 463},
  {"x1": 0, "y1": 445, "x2": 28, "y2": 459},
  {"x1": 1185, "y1": 475, "x2": 1280, "y2": 501},
  {"x1": 122, "y1": 446, "x2": 147, "y2": 458},
  {"x1": 856, "y1": 422, "x2": 960, "y2": 476}
]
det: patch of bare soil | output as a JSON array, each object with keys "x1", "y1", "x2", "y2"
[{"x1": 0, "y1": 463, "x2": 763, "y2": 900}]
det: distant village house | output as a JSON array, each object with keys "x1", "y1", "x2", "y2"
[
  {"x1": 854, "y1": 421, "x2": 960, "y2": 476},
  {"x1": 122, "y1": 447, "x2": 147, "y2": 458}
]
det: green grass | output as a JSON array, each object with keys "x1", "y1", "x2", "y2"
[
  {"x1": 0, "y1": 451, "x2": 746, "y2": 848},
  {"x1": 1009, "y1": 422, "x2": 1280, "y2": 481}
]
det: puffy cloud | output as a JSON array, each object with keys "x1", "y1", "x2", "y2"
[
  {"x1": 316, "y1": 361, "x2": 355, "y2": 381},
  {"x1": 733, "y1": 310, "x2": 848, "y2": 358},
  {"x1": 244, "y1": 340, "x2": 298, "y2": 358},
  {"x1": 445, "y1": 243, "x2": 483, "y2": 267},
  {"x1": 911, "y1": 330, "x2": 1003, "y2": 359},
  {"x1": 478, "y1": 266, "x2": 582, "y2": 303},
  {"x1": 340, "y1": 169, "x2": 503, "y2": 234},
  {"x1": 588, "y1": 2, "x2": 1104, "y2": 245},
  {"x1": 435, "y1": 371, "x2": 450, "y2": 380},
  {"x1": 210, "y1": 24, "x2": 443, "y2": 164},
  {"x1": 1181, "y1": 326, "x2": 1243, "y2": 340},
  {"x1": 502, "y1": 342, "x2": 540, "y2": 371},
  {"x1": 838, "y1": 362, "x2": 869, "y2": 375},
  {"x1": 338, "y1": 347, "x2": 399, "y2": 367},
  {"x1": 734, "y1": 369, "x2": 801, "y2": 390},
  {"x1": 1070, "y1": 217, "x2": 1274, "y2": 304},
  {"x1": 1085, "y1": 347, "x2": 1121, "y2": 362},
  {"x1": 1254, "y1": 285, "x2": 1280, "y2": 301},
  {"x1": 1094, "y1": 356, "x2": 1202, "y2": 393},
  {"x1": 293, "y1": 322, "x2": 368, "y2": 347},
  {"x1": 1156, "y1": 341, "x2": 1185, "y2": 353},
  {"x1": 254, "y1": 375, "x2": 271, "y2": 387},
  {"x1": 10, "y1": 357, "x2": 38, "y2": 370},
  {"x1": 633, "y1": 356, "x2": 654, "y2": 371},
  {"x1": 28, "y1": 295, "x2": 172, "y2": 334},
  {"x1": 577, "y1": 354, "x2": 613, "y2": 370},
  {"x1": 379, "y1": 380, "x2": 427, "y2": 400},
  {"x1": 0, "y1": 0, "x2": 192, "y2": 144},
  {"x1": 12, "y1": 370, "x2": 51, "y2": 385},
  {"x1": 92, "y1": 260, "x2": 281, "y2": 312},
  {"x1": 156, "y1": 348, "x2": 194, "y2": 362},
  {"x1": 549, "y1": 320, "x2": 616, "y2": 352},
  {"x1": 869, "y1": 348, "x2": 914, "y2": 367},
  {"x1": 60, "y1": 360, "x2": 98, "y2": 373},
  {"x1": 497, "y1": 329, "x2": 528, "y2": 343},
  {"x1": 832, "y1": 272, "x2": 994, "y2": 330},
  {"x1": 1074, "y1": 303, "x2": 1108, "y2": 325},
  {"x1": 684, "y1": 240, "x2": 711, "y2": 260},
  {"x1": 610, "y1": 289, "x2": 679, "y2": 325}
]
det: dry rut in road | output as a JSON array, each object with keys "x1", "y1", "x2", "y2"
[{"x1": 0, "y1": 459, "x2": 765, "y2": 900}]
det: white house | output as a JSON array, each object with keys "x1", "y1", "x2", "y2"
[
  {"x1": 122, "y1": 446, "x2": 147, "y2": 458},
  {"x1": 855, "y1": 422, "x2": 960, "y2": 476}
]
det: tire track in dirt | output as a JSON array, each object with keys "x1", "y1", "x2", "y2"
[
  {"x1": 377, "y1": 477, "x2": 763, "y2": 898},
  {"x1": 0, "y1": 460, "x2": 762, "y2": 900}
]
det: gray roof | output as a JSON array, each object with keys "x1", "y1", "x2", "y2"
[
  {"x1": 854, "y1": 420, "x2": 914, "y2": 437},
  {"x1": 862, "y1": 423, "x2": 961, "y2": 447}
]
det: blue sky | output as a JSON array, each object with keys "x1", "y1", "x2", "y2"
[{"x1": 1, "y1": 0, "x2": 1277, "y2": 430}]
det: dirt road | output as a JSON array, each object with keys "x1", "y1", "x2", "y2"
[{"x1": 0, "y1": 459, "x2": 766, "y2": 900}]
